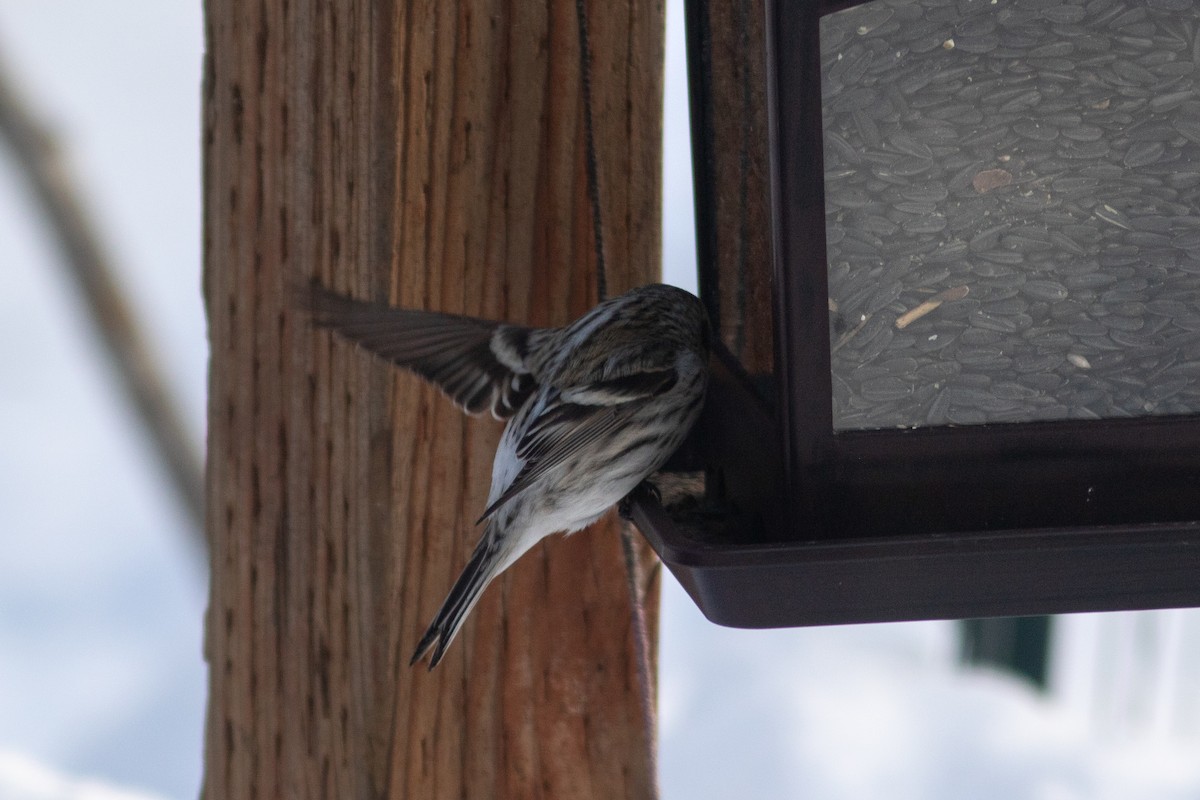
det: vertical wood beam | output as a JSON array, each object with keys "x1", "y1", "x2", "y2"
[
  {"x1": 688, "y1": 0, "x2": 773, "y2": 373},
  {"x1": 202, "y1": 0, "x2": 664, "y2": 797}
]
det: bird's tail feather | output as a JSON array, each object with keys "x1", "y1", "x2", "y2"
[{"x1": 411, "y1": 526, "x2": 504, "y2": 669}]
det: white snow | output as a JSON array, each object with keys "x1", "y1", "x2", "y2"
[
  {"x1": 0, "y1": 752, "x2": 168, "y2": 800},
  {"x1": 658, "y1": 584, "x2": 1200, "y2": 800}
]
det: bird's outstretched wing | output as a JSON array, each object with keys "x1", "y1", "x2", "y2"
[
  {"x1": 304, "y1": 285, "x2": 540, "y2": 419},
  {"x1": 477, "y1": 366, "x2": 678, "y2": 522}
]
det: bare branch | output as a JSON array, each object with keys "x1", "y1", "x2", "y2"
[{"x1": 0, "y1": 48, "x2": 205, "y2": 541}]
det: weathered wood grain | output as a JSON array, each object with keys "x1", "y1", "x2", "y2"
[{"x1": 202, "y1": 0, "x2": 664, "y2": 797}]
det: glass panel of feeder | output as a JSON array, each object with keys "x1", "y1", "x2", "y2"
[{"x1": 819, "y1": 0, "x2": 1200, "y2": 431}]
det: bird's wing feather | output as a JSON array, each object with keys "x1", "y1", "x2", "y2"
[
  {"x1": 556, "y1": 368, "x2": 678, "y2": 405},
  {"x1": 476, "y1": 367, "x2": 677, "y2": 522},
  {"x1": 305, "y1": 285, "x2": 538, "y2": 418}
]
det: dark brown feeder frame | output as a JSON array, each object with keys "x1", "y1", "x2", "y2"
[{"x1": 630, "y1": 0, "x2": 1200, "y2": 627}]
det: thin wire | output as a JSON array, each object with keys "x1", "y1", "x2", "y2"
[
  {"x1": 575, "y1": 0, "x2": 607, "y2": 303},
  {"x1": 575, "y1": 0, "x2": 658, "y2": 790},
  {"x1": 620, "y1": 516, "x2": 659, "y2": 789}
]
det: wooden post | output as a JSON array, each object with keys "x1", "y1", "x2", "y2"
[
  {"x1": 689, "y1": 0, "x2": 773, "y2": 374},
  {"x1": 201, "y1": 0, "x2": 664, "y2": 798}
]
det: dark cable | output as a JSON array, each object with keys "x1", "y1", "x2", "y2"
[{"x1": 575, "y1": 0, "x2": 608, "y2": 303}]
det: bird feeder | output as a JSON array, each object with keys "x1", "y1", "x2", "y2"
[{"x1": 631, "y1": 0, "x2": 1200, "y2": 627}]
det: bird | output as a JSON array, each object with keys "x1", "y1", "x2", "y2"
[{"x1": 306, "y1": 282, "x2": 711, "y2": 668}]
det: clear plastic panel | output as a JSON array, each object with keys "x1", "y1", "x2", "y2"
[{"x1": 821, "y1": 0, "x2": 1200, "y2": 430}]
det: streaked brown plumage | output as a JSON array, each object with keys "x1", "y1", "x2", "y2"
[{"x1": 307, "y1": 283, "x2": 710, "y2": 667}]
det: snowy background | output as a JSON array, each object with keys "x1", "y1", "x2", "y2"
[{"x1": 1, "y1": 1, "x2": 1199, "y2": 799}]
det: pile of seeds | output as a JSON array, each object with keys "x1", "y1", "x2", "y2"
[{"x1": 821, "y1": 0, "x2": 1200, "y2": 429}]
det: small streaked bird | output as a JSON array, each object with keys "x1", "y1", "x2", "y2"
[{"x1": 307, "y1": 283, "x2": 710, "y2": 668}]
